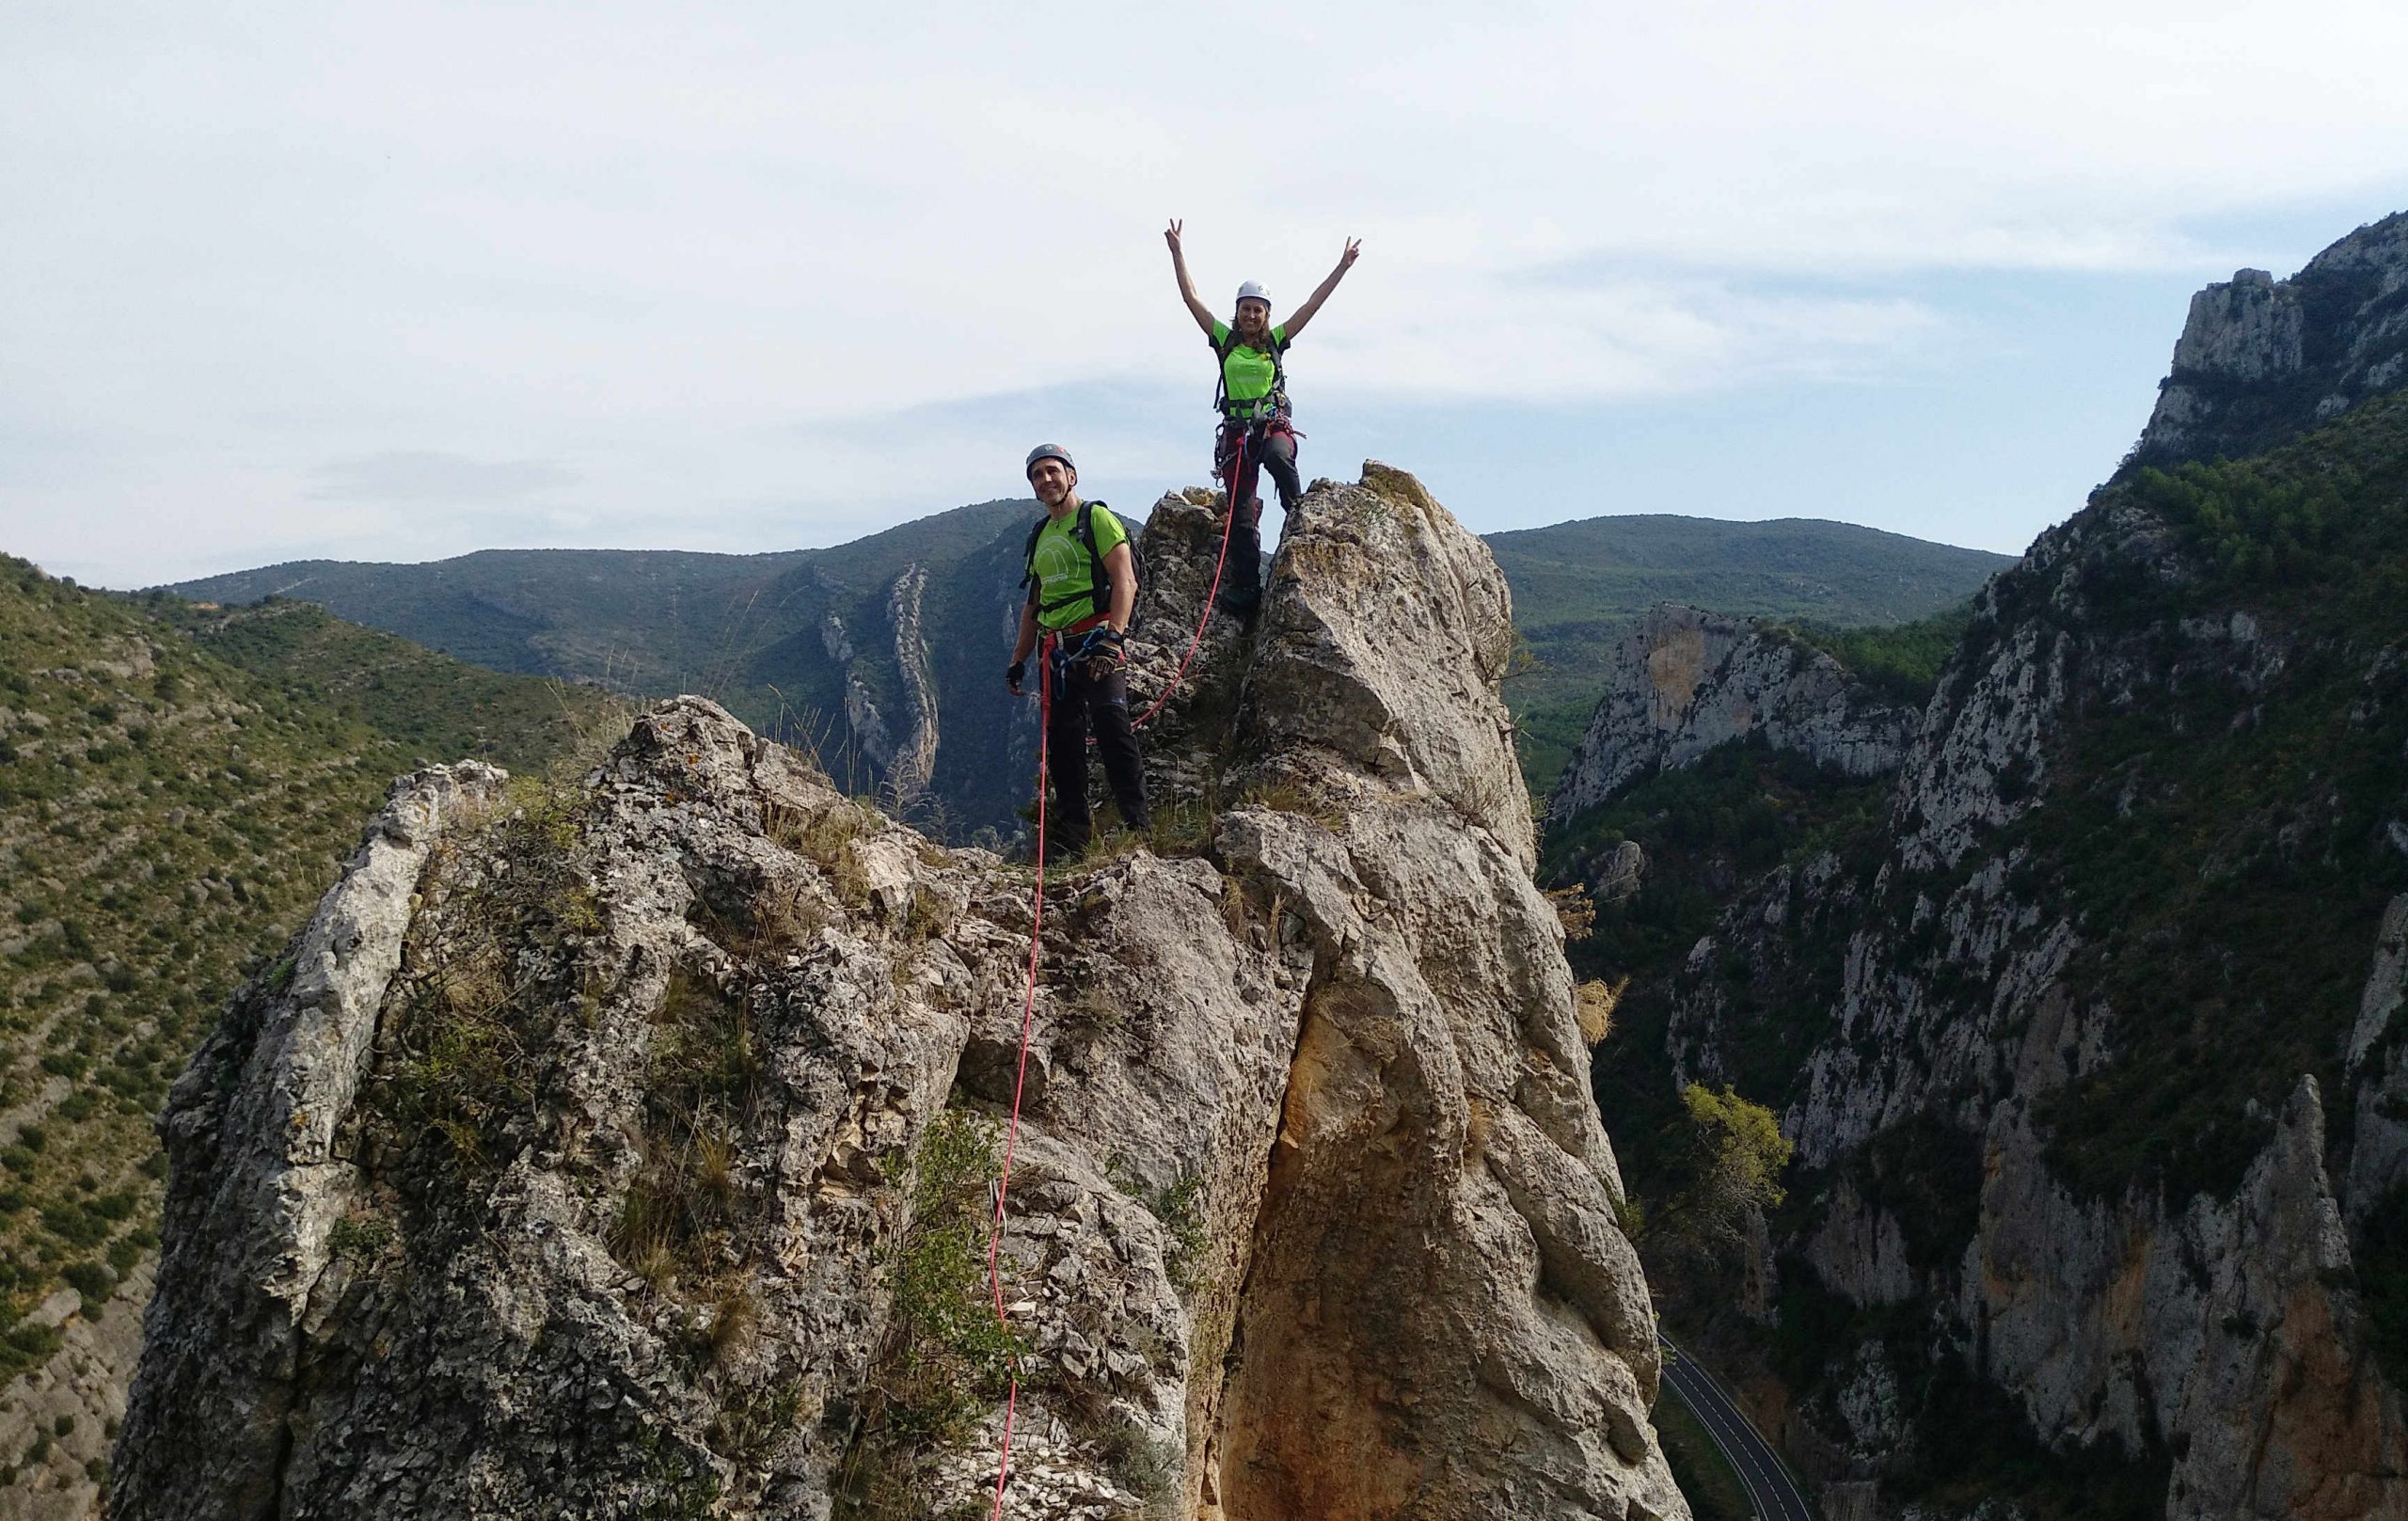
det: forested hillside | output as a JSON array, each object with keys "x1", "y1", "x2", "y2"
[
  {"x1": 1549, "y1": 358, "x2": 2408, "y2": 1520},
  {"x1": 0, "y1": 560, "x2": 608, "y2": 1505}
]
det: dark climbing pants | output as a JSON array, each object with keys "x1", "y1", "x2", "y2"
[
  {"x1": 1222, "y1": 420, "x2": 1302, "y2": 517},
  {"x1": 1043, "y1": 653, "x2": 1149, "y2": 858},
  {"x1": 1218, "y1": 420, "x2": 1298, "y2": 609}
]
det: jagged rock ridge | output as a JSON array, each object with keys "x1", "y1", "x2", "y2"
[{"x1": 113, "y1": 467, "x2": 1686, "y2": 1520}]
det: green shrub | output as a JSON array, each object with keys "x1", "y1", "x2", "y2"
[
  {"x1": 326, "y1": 1215, "x2": 396, "y2": 1260},
  {"x1": 833, "y1": 1109, "x2": 1023, "y2": 1515},
  {"x1": 40, "y1": 1204, "x2": 106, "y2": 1249}
]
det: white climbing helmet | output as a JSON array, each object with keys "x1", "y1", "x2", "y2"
[{"x1": 1234, "y1": 280, "x2": 1272, "y2": 309}]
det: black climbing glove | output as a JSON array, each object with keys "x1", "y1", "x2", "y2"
[{"x1": 1006, "y1": 659, "x2": 1027, "y2": 695}]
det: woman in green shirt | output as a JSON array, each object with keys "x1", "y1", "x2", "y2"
[{"x1": 1164, "y1": 220, "x2": 1360, "y2": 610}]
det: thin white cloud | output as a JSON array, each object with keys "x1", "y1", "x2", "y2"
[
  {"x1": 310, "y1": 452, "x2": 578, "y2": 503},
  {"x1": 3, "y1": 1, "x2": 2406, "y2": 584}
]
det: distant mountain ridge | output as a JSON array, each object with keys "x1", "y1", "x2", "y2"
[
  {"x1": 169, "y1": 507, "x2": 2011, "y2": 834},
  {"x1": 171, "y1": 499, "x2": 1034, "y2": 698}
]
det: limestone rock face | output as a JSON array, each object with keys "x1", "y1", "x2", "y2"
[
  {"x1": 880, "y1": 563, "x2": 942, "y2": 804},
  {"x1": 2131, "y1": 211, "x2": 2408, "y2": 469},
  {"x1": 818, "y1": 563, "x2": 943, "y2": 805},
  {"x1": 1548, "y1": 605, "x2": 1920, "y2": 825},
  {"x1": 1209, "y1": 465, "x2": 1658, "y2": 1516},
  {"x1": 1655, "y1": 481, "x2": 2408, "y2": 1518},
  {"x1": 113, "y1": 466, "x2": 1683, "y2": 1521}
]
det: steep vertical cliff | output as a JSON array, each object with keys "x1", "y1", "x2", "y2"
[
  {"x1": 113, "y1": 466, "x2": 1685, "y2": 1521},
  {"x1": 1548, "y1": 605, "x2": 1922, "y2": 825},
  {"x1": 1581, "y1": 245, "x2": 2408, "y2": 1514}
]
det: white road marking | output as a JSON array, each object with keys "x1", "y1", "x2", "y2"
[{"x1": 1659, "y1": 1335, "x2": 1814, "y2": 1521}]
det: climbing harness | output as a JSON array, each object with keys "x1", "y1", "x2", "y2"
[{"x1": 985, "y1": 637, "x2": 1054, "y2": 1519}]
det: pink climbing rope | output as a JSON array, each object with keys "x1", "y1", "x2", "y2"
[
  {"x1": 984, "y1": 436, "x2": 1249, "y2": 1510},
  {"x1": 984, "y1": 639, "x2": 1052, "y2": 1518}
]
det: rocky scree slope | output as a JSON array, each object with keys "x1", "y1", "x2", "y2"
[
  {"x1": 1633, "y1": 387, "x2": 2408, "y2": 1520},
  {"x1": 113, "y1": 466, "x2": 1687, "y2": 1521}
]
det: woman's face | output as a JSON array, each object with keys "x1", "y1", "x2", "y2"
[{"x1": 1234, "y1": 298, "x2": 1272, "y2": 337}]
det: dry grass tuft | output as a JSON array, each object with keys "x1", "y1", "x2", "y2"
[
  {"x1": 1238, "y1": 779, "x2": 1344, "y2": 829},
  {"x1": 705, "y1": 1278, "x2": 758, "y2": 1364},
  {"x1": 1465, "y1": 1096, "x2": 1494, "y2": 1163},
  {"x1": 1575, "y1": 978, "x2": 1625, "y2": 1046},
  {"x1": 1546, "y1": 885, "x2": 1596, "y2": 943}
]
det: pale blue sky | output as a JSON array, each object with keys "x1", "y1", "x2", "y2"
[{"x1": 5, "y1": 3, "x2": 2406, "y2": 585}]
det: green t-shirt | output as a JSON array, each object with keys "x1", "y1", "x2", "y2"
[
  {"x1": 1210, "y1": 320, "x2": 1291, "y2": 413},
  {"x1": 1027, "y1": 503, "x2": 1130, "y2": 631}
]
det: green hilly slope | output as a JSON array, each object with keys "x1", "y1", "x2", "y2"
[{"x1": 0, "y1": 559, "x2": 610, "y2": 1390}]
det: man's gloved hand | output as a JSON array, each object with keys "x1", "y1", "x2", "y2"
[
  {"x1": 1078, "y1": 627, "x2": 1125, "y2": 679},
  {"x1": 1006, "y1": 659, "x2": 1027, "y2": 695}
]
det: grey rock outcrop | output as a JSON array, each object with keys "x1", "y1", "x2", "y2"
[
  {"x1": 1548, "y1": 604, "x2": 1922, "y2": 823},
  {"x1": 114, "y1": 466, "x2": 1685, "y2": 1521},
  {"x1": 880, "y1": 563, "x2": 941, "y2": 804},
  {"x1": 2130, "y1": 211, "x2": 2408, "y2": 470}
]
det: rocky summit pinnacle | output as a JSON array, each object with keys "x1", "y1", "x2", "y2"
[
  {"x1": 111, "y1": 466, "x2": 1686, "y2": 1520},
  {"x1": 2128, "y1": 209, "x2": 2408, "y2": 471}
]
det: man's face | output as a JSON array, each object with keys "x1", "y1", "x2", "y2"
[{"x1": 1028, "y1": 459, "x2": 1074, "y2": 505}]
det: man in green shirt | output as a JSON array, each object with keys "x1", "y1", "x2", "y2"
[{"x1": 1006, "y1": 443, "x2": 1149, "y2": 858}]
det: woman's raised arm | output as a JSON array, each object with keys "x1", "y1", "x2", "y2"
[
  {"x1": 1281, "y1": 237, "x2": 1361, "y2": 341},
  {"x1": 1165, "y1": 220, "x2": 1217, "y2": 338}
]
